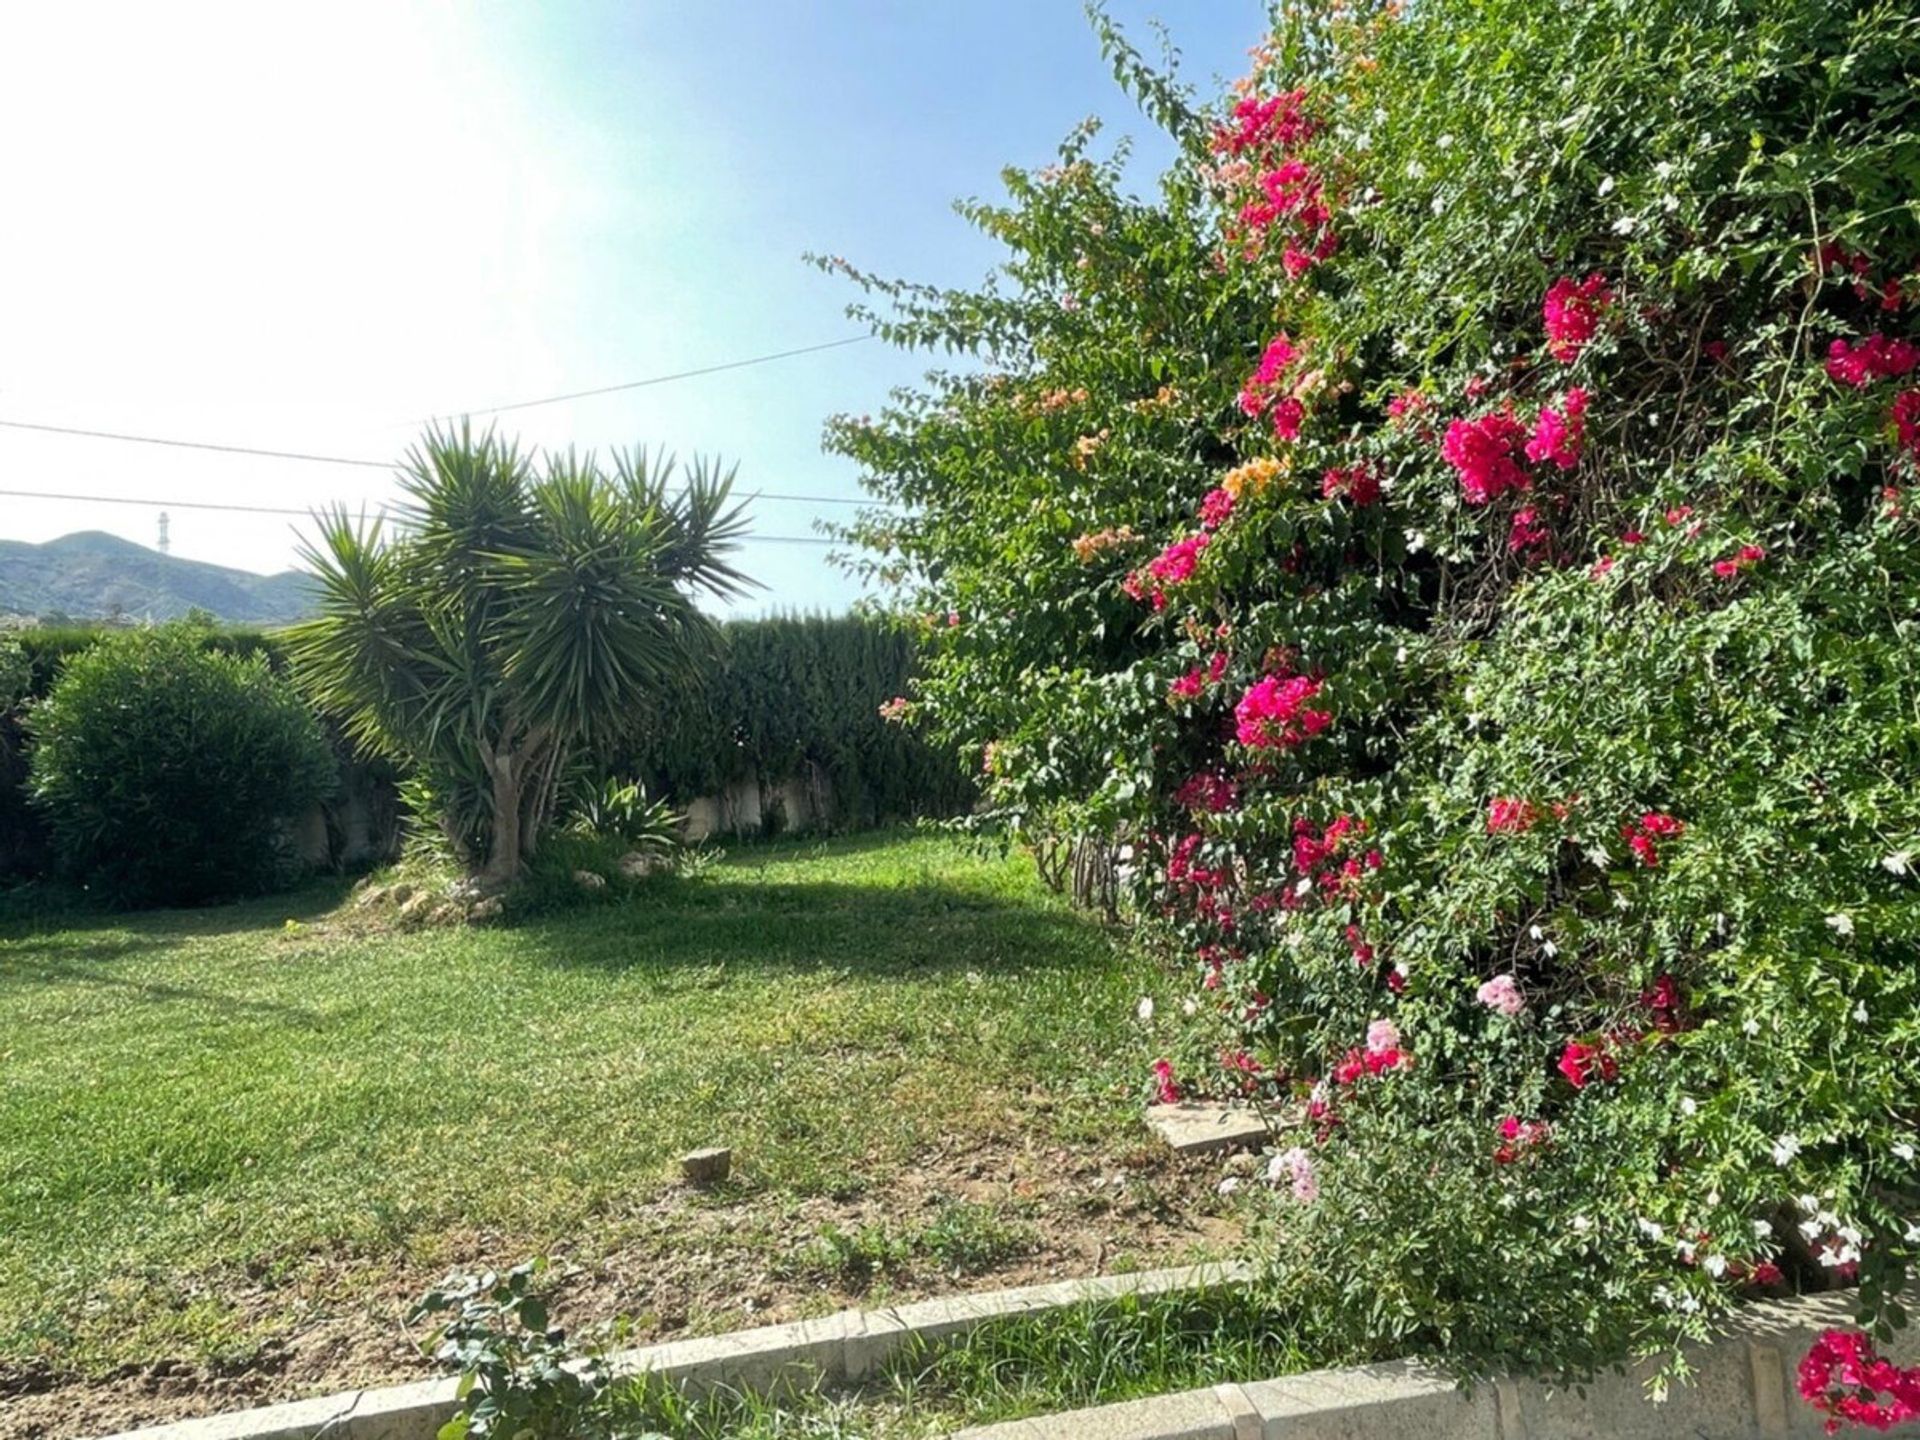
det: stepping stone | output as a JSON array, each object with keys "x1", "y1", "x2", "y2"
[
  {"x1": 1144, "y1": 1101, "x2": 1270, "y2": 1155},
  {"x1": 680, "y1": 1146, "x2": 733, "y2": 1185}
]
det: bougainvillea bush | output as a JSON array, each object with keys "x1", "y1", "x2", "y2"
[{"x1": 827, "y1": 0, "x2": 1920, "y2": 1403}]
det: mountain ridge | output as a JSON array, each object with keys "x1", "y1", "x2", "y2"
[{"x1": 0, "y1": 531, "x2": 315, "y2": 623}]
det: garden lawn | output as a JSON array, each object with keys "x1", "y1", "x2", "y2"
[{"x1": 0, "y1": 832, "x2": 1224, "y2": 1436}]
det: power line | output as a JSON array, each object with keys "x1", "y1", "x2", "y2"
[
  {"x1": 0, "y1": 417, "x2": 888, "y2": 508},
  {"x1": 0, "y1": 486, "x2": 839, "y2": 545},
  {"x1": 417, "y1": 335, "x2": 876, "y2": 421},
  {"x1": 0, "y1": 417, "x2": 389, "y2": 469}
]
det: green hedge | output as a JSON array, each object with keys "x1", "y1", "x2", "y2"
[
  {"x1": 1, "y1": 613, "x2": 970, "y2": 885},
  {"x1": 616, "y1": 613, "x2": 975, "y2": 830}
]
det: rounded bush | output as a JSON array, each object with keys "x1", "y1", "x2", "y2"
[{"x1": 28, "y1": 627, "x2": 335, "y2": 906}]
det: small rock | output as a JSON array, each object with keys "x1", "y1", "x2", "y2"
[
  {"x1": 468, "y1": 897, "x2": 504, "y2": 923},
  {"x1": 573, "y1": 869, "x2": 607, "y2": 891},
  {"x1": 680, "y1": 1147, "x2": 732, "y2": 1186},
  {"x1": 1222, "y1": 1150, "x2": 1259, "y2": 1178},
  {"x1": 617, "y1": 850, "x2": 663, "y2": 880}
]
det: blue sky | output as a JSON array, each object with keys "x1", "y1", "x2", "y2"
[{"x1": 0, "y1": 2, "x2": 1266, "y2": 614}]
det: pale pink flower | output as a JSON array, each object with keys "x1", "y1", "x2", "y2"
[
  {"x1": 1366, "y1": 1018, "x2": 1401, "y2": 1055},
  {"x1": 1268, "y1": 1145, "x2": 1319, "y2": 1203},
  {"x1": 1477, "y1": 974, "x2": 1526, "y2": 1016}
]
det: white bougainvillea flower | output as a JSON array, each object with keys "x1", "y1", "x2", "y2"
[
  {"x1": 1136, "y1": 996, "x2": 1154, "y2": 1022},
  {"x1": 1825, "y1": 913, "x2": 1854, "y2": 937},
  {"x1": 1771, "y1": 1134, "x2": 1801, "y2": 1166},
  {"x1": 1881, "y1": 850, "x2": 1912, "y2": 876}
]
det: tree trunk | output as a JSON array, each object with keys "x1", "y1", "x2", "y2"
[{"x1": 479, "y1": 751, "x2": 525, "y2": 889}]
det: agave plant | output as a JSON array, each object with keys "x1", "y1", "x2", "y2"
[{"x1": 288, "y1": 423, "x2": 751, "y2": 886}]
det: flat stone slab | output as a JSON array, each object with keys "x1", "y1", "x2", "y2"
[{"x1": 1144, "y1": 1101, "x2": 1270, "y2": 1155}]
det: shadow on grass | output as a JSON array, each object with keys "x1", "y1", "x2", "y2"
[
  {"x1": 502, "y1": 867, "x2": 1111, "y2": 984},
  {"x1": 0, "y1": 834, "x2": 1098, "y2": 995},
  {"x1": 0, "y1": 877, "x2": 355, "y2": 942},
  {"x1": 0, "y1": 948, "x2": 327, "y2": 1021}
]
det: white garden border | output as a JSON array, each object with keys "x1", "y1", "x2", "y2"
[
  {"x1": 951, "y1": 1286, "x2": 1920, "y2": 1440},
  {"x1": 95, "y1": 1271, "x2": 1916, "y2": 1440},
  {"x1": 97, "y1": 1262, "x2": 1251, "y2": 1440}
]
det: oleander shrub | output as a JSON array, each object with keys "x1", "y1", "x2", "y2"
[
  {"x1": 27, "y1": 625, "x2": 335, "y2": 906},
  {"x1": 830, "y1": 0, "x2": 1920, "y2": 1398}
]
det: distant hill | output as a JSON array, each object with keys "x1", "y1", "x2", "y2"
[{"x1": 0, "y1": 532, "x2": 316, "y2": 624}]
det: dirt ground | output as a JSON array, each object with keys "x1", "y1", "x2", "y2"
[{"x1": 0, "y1": 1134, "x2": 1241, "y2": 1439}]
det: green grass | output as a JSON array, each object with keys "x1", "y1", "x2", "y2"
[
  {"x1": 603, "y1": 1289, "x2": 1314, "y2": 1438},
  {"x1": 0, "y1": 831, "x2": 1184, "y2": 1381}
]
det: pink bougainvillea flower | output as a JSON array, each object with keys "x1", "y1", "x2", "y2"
[
  {"x1": 1797, "y1": 1328, "x2": 1920, "y2": 1433},
  {"x1": 1238, "y1": 334, "x2": 1313, "y2": 440},
  {"x1": 1477, "y1": 974, "x2": 1526, "y2": 1016},
  {"x1": 1494, "y1": 1115, "x2": 1551, "y2": 1165},
  {"x1": 1891, "y1": 390, "x2": 1920, "y2": 467},
  {"x1": 1542, "y1": 273, "x2": 1614, "y2": 362},
  {"x1": 1442, "y1": 410, "x2": 1532, "y2": 504},
  {"x1": 1486, "y1": 797, "x2": 1540, "y2": 835},
  {"x1": 1826, "y1": 333, "x2": 1920, "y2": 388},
  {"x1": 1210, "y1": 88, "x2": 1317, "y2": 157},
  {"x1": 1641, "y1": 973, "x2": 1687, "y2": 1033},
  {"x1": 1508, "y1": 506, "x2": 1551, "y2": 557},
  {"x1": 1174, "y1": 771, "x2": 1240, "y2": 814},
  {"x1": 1151, "y1": 1058, "x2": 1180, "y2": 1106},
  {"x1": 1524, "y1": 387, "x2": 1590, "y2": 469},
  {"x1": 1366, "y1": 1018, "x2": 1400, "y2": 1055},
  {"x1": 1199, "y1": 487, "x2": 1236, "y2": 530},
  {"x1": 1147, "y1": 533, "x2": 1211, "y2": 587},
  {"x1": 1238, "y1": 333, "x2": 1299, "y2": 414},
  {"x1": 1234, "y1": 673, "x2": 1332, "y2": 749},
  {"x1": 1557, "y1": 1037, "x2": 1619, "y2": 1089},
  {"x1": 1121, "y1": 571, "x2": 1166, "y2": 610},
  {"x1": 1321, "y1": 463, "x2": 1382, "y2": 506},
  {"x1": 1269, "y1": 1144, "x2": 1320, "y2": 1202},
  {"x1": 1621, "y1": 810, "x2": 1685, "y2": 866}
]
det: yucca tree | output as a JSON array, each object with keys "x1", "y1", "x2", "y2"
[{"x1": 288, "y1": 423, "x2": 753, "y2": 886}]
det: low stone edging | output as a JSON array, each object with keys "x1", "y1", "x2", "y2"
[
  {"x1": 95, "y1": 1271, "x2": 1918, "y2": 1440},
  {"x1": 96, "y1": 1261, "x2": 1252, "y2": 1440},
  {"x1": 950, "y1": 1286, "x2": 1920, "y2": 1440}
]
